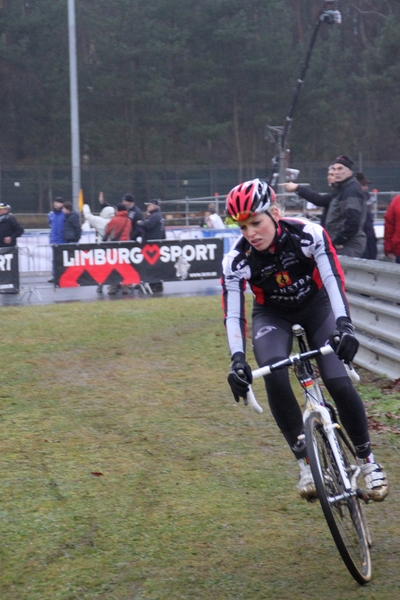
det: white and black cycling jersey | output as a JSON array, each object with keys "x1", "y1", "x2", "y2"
[{"x1": 222, "y1": 217, "x2": 350, "y2": 356}]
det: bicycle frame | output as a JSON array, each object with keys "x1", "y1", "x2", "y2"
[
  {"x1": 243, "y1": 326, "x2": 372, "y2": 583},
  {"x1": 246, "y1": 331, "x2": 360, "y2": 496}
]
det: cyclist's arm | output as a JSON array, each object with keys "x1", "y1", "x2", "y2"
[
  {"x1": 302, "y1": 221, "x2": 351, "y2": 321},
  {"x1": 222, "y1": 250, "x2": 250, "y2": 356}
]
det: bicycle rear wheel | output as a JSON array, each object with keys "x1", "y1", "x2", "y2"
[{"x1": 305, "y1": 411, "x2": 372, "y2": 584}]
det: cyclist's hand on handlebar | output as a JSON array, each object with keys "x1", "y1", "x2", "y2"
[
  {"x1": 228, "y1": 352, "x2": 253, "y2": 402},
  {"x1": 330, "y1": 317, "x2": 359, "y2": 364}
]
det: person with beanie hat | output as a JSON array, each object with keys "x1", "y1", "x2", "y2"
[
  {"x1": 0, "y1": 203, "x2": 24, "y2": 248},
  {"x1": 284, "y1": 164, "x2": 336, "y2": 229},
  {"x1": 121, "y1": 193, "x2": 143, "y2": 241},
  {"x1": 333, "y1": 154, "x2": 354, "y2": 170},
  {"x1": 47, "y1": 197, "x2": 65, "y2": 282},
  {"x1": 324, "y1": 154, "x2": 367, "y2": 257},
  {"x1": 285, "y1": 154, "x2": 367, "y2": 257}
]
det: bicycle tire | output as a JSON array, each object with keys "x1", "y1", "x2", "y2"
[
  {"x1": 305, "y1": 411, "x2": 372, "y2": 584},
  {"x1": 324, "y1": 401, "x2": 372, "y2": 549}
]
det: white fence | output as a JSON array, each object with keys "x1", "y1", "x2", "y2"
[{"x1": 16, "y1": 227, "x2": 240, "y2": 274}]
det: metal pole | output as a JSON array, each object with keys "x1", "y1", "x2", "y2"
[
  {"x1": 68, "y1": 0, "x2": 80, "y2": 211},
  {"x1": 269, "y1": 1, "x2": 341, "y2": 186}
]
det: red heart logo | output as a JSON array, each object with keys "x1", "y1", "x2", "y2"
[{"x1": 142, "y1": 244, "x2": 161, "y2": 265}]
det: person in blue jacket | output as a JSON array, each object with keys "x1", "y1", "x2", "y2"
[{"x1": 48, "y1": 197, "x2": 65, "y2": 283}]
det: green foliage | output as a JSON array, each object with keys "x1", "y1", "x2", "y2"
[{"x1": 1, "y1": 0, "x2": 400, "y2": 166}]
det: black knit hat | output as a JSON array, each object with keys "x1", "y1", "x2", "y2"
[{"x1": 334, "y1": 155, "x2": 354, "y2": 170}]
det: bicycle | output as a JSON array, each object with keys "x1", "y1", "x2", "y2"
[{"x1": 244, "y1": 324, "x2": 372, "y2": 585}]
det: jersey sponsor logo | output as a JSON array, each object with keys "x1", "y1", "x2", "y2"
[
  {"x1": 254, "y1": 325, "x2": 277, "y2": 340},
  {"x1": 270, "y1": 284, "x2": 312, "y2": 302},
  {"x1": 275, "y1": 271, "x2": 292, "y2": 287}
]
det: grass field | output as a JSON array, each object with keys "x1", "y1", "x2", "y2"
[{"x1": 1, "y1": 295, "x2": 399, "y2": 600}]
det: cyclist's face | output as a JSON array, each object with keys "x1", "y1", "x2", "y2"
[{"x1": 239, "y1": 212, "x2": 277, "y2": 251}]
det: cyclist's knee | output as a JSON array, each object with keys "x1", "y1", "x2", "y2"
[{"x1": 323, "y1": 375, "x2": 354, "y2": 399}]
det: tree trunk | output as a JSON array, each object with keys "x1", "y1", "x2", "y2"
[{"x1": 233, "y1": 94, "x2": 243, "y2": 182}]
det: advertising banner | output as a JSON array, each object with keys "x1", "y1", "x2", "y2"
[
  {"x1": 0, "y1": 247, "x2": 19, "y2": 294},
  {"x1": 53, "y1": 239, "x2": 223, "y2": 288}
]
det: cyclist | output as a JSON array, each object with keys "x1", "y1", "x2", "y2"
[{"x1": 222, "y1": 178, "x2": 389, "y2": 502}]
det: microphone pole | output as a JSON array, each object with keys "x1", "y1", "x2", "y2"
[{"x1": 268, "y1": 1, "x2": 341, "y2": 187}]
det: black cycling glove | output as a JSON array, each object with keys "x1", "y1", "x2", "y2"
[
  {"x1": 330, "y1": 317, "x2": 359, "y2": 364},
  {"x1": 227, "y1": 351, "x2": 253, "y2": 403}
]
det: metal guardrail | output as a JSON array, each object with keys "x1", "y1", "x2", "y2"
[
  {"x1": 146, "y1": 189, "x2": 400, "y2": 226},
  {"x1": 339, "y1": 256, "x2": 400, "y2": 381}
]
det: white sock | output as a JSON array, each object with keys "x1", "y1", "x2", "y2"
[
  {"x1": 358, "y1": 452, "x2": 375, "y2": 465},
  {"x1": 297, "y1": 458, "x2": 309, "y2": 473}
]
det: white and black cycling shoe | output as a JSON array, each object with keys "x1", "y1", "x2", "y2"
[
  {"x1": 361, "y1": 462, "x2": 389, "y2": 502},
  {"x1": 297, "y1": 464, "x2": 317, "y2": 500}
]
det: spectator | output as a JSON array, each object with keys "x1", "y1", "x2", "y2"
[
  {"x1": 140, "y1": 199, "x2": 166, "y2": 293},
  {"x1": 98, "y1": 190, "x2": 114, "y2": 209},
  {"x1": 82, "y1": 203, "x2": 116, "y2": 294},
  {"x1": 121, "y1": 193, "x2": 143, "y2": 241},
  {"x1": 48, "y1": 197, "x2": 65, "y2": 243},
  {"x1": 285, "y1": 165, "x2": 336, "y2": 228},
  {"x1": 103, "y1": 203, "x2": 132, "y2": 295},
  {"x1": 82, "y1": 203, "x2": 115, "y2": 242},
  {"x1": 0, "y1": 203, "x2": 24, "y2": 247},
  {"x1": 47, "y1": 196, "x2": 65, "y2": 283},
  {"x1": 141, "y1": 199, "x2": 166, "y2": 243},
  {"x1": 103, "y1": 203, "x2": 131, "y2": 242},
  {"x1": 62, "y1": 201, "x2": 82, "y2": 243},
  {"x1": 356, "y1": 172, "x2": 377, "y2": 260},
  {"x1": 204, "y1": 202, "x2": 226, "y2": 229},
  {"x1": 384, "y1": 193, "x2": 400, "y2": 264},
  {"x1": 285, "y1": 155, "x2": 367, "y2": 257}
]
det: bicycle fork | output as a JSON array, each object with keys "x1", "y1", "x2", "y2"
[{"x1": 301, "y1": 388, "x2": 359, "y2": 502}]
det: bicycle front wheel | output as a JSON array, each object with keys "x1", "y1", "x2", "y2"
[{"x1": 305, "y1": 411, "x2": 372, "y2": 584}]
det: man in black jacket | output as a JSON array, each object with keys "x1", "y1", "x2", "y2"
[
  {"x1": 141, "y1": 199, "x2": 166, "y2": 243},
  {"x1": 121, "y1": 193, "x2": 143, "y2": 241},
  {"x1": 0, "y1": 203, "x2": 24, "y2": 247},
  {"x1": 284, "y1": 164, "x2": 335, "y2": 228},
  {"x1": 284, "y1": 155, "x2": 367, "y2": 257},
  {"x1": 62, "y1": 201, "x2": 82, "y2": 243},
  {"x1": 356, "y1": 172, "x2": 377, "y2": 260},
  {"x1": 140, "y1": 199, "x2": 166, "y2": 293}
]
